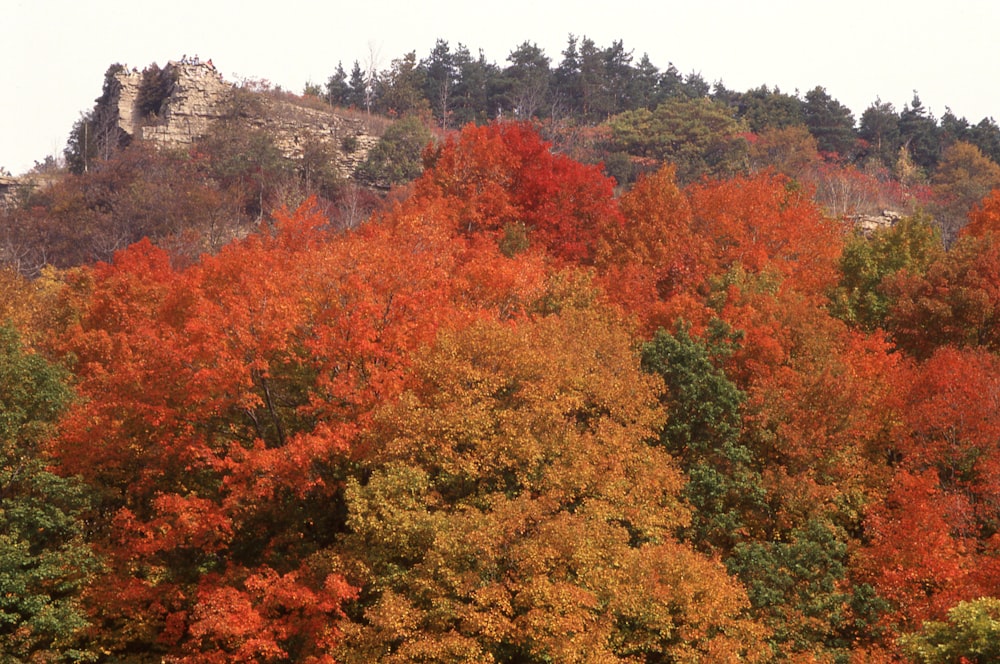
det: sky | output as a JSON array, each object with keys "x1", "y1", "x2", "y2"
[{"x1": 3, "y1": 0, "x2": 1000, "y2": 175}]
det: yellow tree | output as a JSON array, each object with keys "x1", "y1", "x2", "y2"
[{"x1": 338, "y1": 305, "x2": 769, "y2": 662}]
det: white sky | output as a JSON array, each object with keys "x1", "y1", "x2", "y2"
[{"x1": 2, "y1": 0, "x2": 999, "y2": 175}]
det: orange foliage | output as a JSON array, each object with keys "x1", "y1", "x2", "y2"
[
  {"x1": 417, "y1": 121, "x2": 624, "y2": 264},
  {"x1": 963, "y1": 187, "x2": 1000, "y2": 238}
]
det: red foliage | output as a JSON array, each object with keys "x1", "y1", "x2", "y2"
[
  {"x1": 858, "y1": 347, "x2": 1000, "y2": 630},
  {"x1": 417, "y1": 121, "x2": 624, "y2": 264},
  {"x1": 51, "y1": 196, "x2": 552, "y2": 659},
  {"x1": 963, "y1": 187, "x2": 1000, "y2": 238},
  {"x1": 885, "y1": 233, "x2": 1000, "y2": 357}
]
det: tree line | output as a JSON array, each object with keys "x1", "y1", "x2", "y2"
[{"x1": 309, "y1": 35, "x2": 1000, "y2": 174}]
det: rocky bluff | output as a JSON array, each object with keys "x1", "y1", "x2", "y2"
[{"x1": 104, "y1": 58, "x2": 377, "y2": 178}]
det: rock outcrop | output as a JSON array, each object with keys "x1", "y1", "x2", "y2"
[
  {"x1": 849, "y1": 210, "x2": 903, "y2": 236},
  {"x1": 104, "y1": 59, "x2": 377, "y2": 178}
]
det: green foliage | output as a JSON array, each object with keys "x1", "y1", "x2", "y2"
[
  {"x1": 610, "y1": 97, "x2": 749, "y2": 184},
  {"x1": 356, "y1": 115, "x2": 432, "y2": 186},
  {"x1": 641, "y1": 323, "x2": 766, "y2": 552},
  {"x1": 0, "y1": 325, "x2": 98, "y2": 662},
  {"x1": 831, "y1": 213, "x2": 943, "y2": 330},
  {"x1": 727, "y1": 518, "x2": 889, "y2": 658},
  {"x1": 803, "y1": 86, "x2": 857, "y2": 156},
  {"x1": 376, "y1": 51, "x2": 430, "y2": 117},
  {"x1": 736, "y1": 85, "x2": 804, "y2": 133},
  {"x1": 901, "y1": 598, "x2": 1000, "y2": 663}
]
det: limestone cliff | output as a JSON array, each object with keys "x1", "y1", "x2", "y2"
[{"x1": 104, "y1": 59, "x2": 377, "y2": 178}]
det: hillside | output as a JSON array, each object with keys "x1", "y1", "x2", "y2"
[{"x1": 3, "y1": 50, "x2": 1000, "y2": 662}]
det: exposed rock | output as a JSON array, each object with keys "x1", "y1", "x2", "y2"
[
  {"x1": 850, "y1": 210, "x2": 903, "y2": 237},
  {"x1": 103, "y1": 59, "x2": 378, "y2": 179}
]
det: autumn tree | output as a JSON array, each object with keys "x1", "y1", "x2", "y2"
[
  {"x1": 746, "y1": 124, "x2": 822, "y2": 182},
  {"x1": 931, "y1": 140, "x2": 1000, "y2": 240},
  {"x1": 337, "y1": 308, "x2": 769, "y2": 662},
  {"x1": 885, "y1": 232, "x2": 1000, "y2": 357},
  {"x1": 964, "y1": 186, "x2": 1000, "y2": 237},
  {"x1": 831, "y1": 212, "x2": 943, "y2": 330},
  {"x1": 418, "y1": 121, "x2": 622, "y2": 264},
  {"x1": 859, "y1": 347, "x2": 1000, "y2": 632}
]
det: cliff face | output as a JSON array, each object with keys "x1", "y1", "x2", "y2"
[{"x1": 106, "y1": 59, "x2": 376, "y2": 178}]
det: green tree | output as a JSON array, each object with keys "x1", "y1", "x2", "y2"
[
  {"x1": 609, "y1": 96, "x2": 749, "y2": 184},
  {"x1": 830, "y1": 213, "x2": 943, "y2": 330},
  {"x1": 451, "y1": 44, "x2": 497, "y2": 125},
  {"x1": 422, "y1": 39, "x2": 457, "y2": 129},
  {"x1": 498, "y1": 41, "x2": 551, "y2": 118},
  {"x1": 899, "y1": 92, "x2": 941, "y2": 172},
  {"x1": 0, "y1": 325, "x2": 98, "y2": 662},
  {"x1": 346, "y1": 60, "x2": 368, "y2": 109},
  {"x1": 356, "y1": 115, "x2": 432, "y2": 186},
  {"x1": 736, "y1": 85, "x2": 804, "y2": 133},
  {"x1": 377, "y1": 51, "x2": 429, "y2": 117},
  {"x1": 324, "y1": 61, "x2": 350, "y2": 107},
  {"x1": 858, "y1": 99, "x2": 901, "y2": 168},
  {"x1": 803, "y1": 86, "x2": 857, "y2": 157},
  {"x1": 901, "y1": 598, "x2": 1000, "y2": 664},
  {"x1": 641, "y1": 323, "x2": 767, "y2": 552},
  {"x1": 727, "y1": 518, "x2": 888, "y2": 658}
]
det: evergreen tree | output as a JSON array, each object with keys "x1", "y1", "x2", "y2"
[
  {"x1": 325, "y1": 61, "x2": 350, "y2": 107},
  {"x1": 899, "y1": 92, "x2": 941, "y2": 172},
  {"x1": 803, "y1": 86, "x2": 857, "y2": 157},
  {"x1": 858, "y1": 99, "x2": 901, "y2": 167}
]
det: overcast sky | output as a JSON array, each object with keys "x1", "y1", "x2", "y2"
[{"x1": 3, "y1": 0, "x2": 999, "y2": 174}]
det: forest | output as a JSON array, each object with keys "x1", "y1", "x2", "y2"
[{"x1": 3, "y1": 37, "x2": 1000, "y2": 663}]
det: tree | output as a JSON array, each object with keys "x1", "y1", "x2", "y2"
[
  {"x1": 324, "y1": 61, "x2": 350, "y2": 107},
  {"x1": 498, "y1": 41, "x2": 551, "y2": 118},
  {"x1": 418, "y1": 122, "x2": 622, "y2": 264},
  {"x1": 931, "y1": 141, "x2": 1000, "y2": 241},
  {"x1": 376, "y1": 51, "x2": 429, "y2": 117},
  {"x1": 736, "y1": 85, "x2": 804, "y2": 133},
  {"x1": 641, "y1": 324, "x2": 767, "y2": 553},
  {"x1": 450, "y1": 44, "x2": 497, "y2": 125},
  {"x1": 356, "y1": 115, "x2": 432, "y2": 186},
  {"x1": 337, "y1": 310, "x2": 769, "y2": 662},
  {"x1": 803, "y1": 86, "x2": 857, "y2": 157},
  {"x1": 858, "y1": 99, "x2": 901, "y2": 168},
  {"x1": 901, "y1": 598, "x2": 1000, "y2": 663},
  {"x1": 552, "y1": 34, "x2": 583, "y2": 115},
  {"x1": 422, "y1": 39, "x2": 457, "y2": 129},
  {"x1": 686, "y1": 171, "x2": 844, "y2": 294},
  {"x1": 859, "y1": 348, "x2": 1000, "y2": 630},
  {"x1": 899, "y1": 92, "x2": 941, "y2": 173},
  {"x1": 885, "y1": 232, "x2": 1000, "y2": 357},
  {"x1": 746, "y1": 124, "x2": 822, "y2": 182},
  {"x1": 969, "y1": 116, "x2": 1000, "y2": 165},
  {"x1": 831, "y1": 212, "x2": 943, "y2": 330},
  {"x1": 594, "y1": 165, "x2": 709, "y2": 333},
  {"x1": 346, "y1": 60, "x2": 368, "y2": 109},
  {"x1": 0, "y1": 325, "x2": 98, "y2": 661},
  {"x1": 609, "y1": 97, "x2": 749, "y2": 184},
  {"x1": 964, "y1": 187, "x2": 1000, "y2": 237}
]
